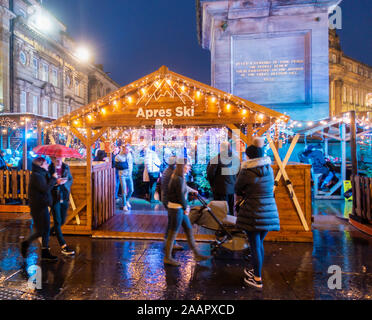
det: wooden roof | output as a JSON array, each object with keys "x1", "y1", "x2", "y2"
[{"x1": 52, "y1": 66, "x2": 288, "y2": 129}]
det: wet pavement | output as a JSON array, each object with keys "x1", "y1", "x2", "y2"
[{"x1": 0, "y1": 200, "x2": 371, "y2": 300}]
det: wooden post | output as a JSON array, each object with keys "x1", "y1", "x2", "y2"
[
  {"x1": 350, "y1": 110, "x2": 358, "y2": 176},
  {"x1": 86, "y1": 128, "x2": 93, "y2": 230},
  {"x1": 37, "y1": 121, "x2": 42, "y2": 146},
  {"x1": 341, "y1": 123, "x2": 346, "y2": 194},
  {"x1": 23, "y1": 120, "x2": 28, "y2": 170}
]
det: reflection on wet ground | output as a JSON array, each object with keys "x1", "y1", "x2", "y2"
[{"x1": 0, "y1": 200, "x2": 371, "y2": 300}]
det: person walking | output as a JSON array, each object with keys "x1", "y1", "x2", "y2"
[
  {"x1": 144, "y1": 145, "x2": 161, "y2": 203},
  {"x1": 21, "y1": 157, "x2": 58, "y2": 261},
  {"x1": 207, "y1": 141, "x2": 240, "y2": 215},
  {"x1": 235, "y1": 137, "x2": 280, "y2": 289},
  {"x1": 111, "y1": 146, "x2": 121, "y2": 203},
  {"x1": 49, "y1": 157, "x2": 75, "y2": 256},
  {"x1": 115, "y1": 144, "x2": 134, "y2": 211},
  {"x1": 164, "y1": 158, "x2": 211, "y2": 266}
]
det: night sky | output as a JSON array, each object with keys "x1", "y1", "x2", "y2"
[{"x1": 43, "y1": 0, "x2": 372, "y2": 87}]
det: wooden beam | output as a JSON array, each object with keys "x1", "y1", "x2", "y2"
[
  {"x1": 256, "y1": 123, "x2": 271, "y2": 137},
  {"x1": 86, "y1": 128, "x2": 93, "y2": 231},
  {"x1": 65, "y1": 200, "x2": 87, "y2": 225},
  {"x1": 90, "y1": 127, "x2": 108, "y2": 145},
  {"x1": 70, "y1": 126, "x2": 88, "y2": 146}
]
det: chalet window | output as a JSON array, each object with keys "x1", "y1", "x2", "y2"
[
  {"x1": 32, "y1": 95, "x2": 39, "y2": 114},
  {"x1": 41, "y1": 63, "x2": 49, "y2": 82},
  {"x1": 32, "y1": 57, "x2": 39, "y2": 78},
  {"x1": 20, "y1": 91, "x2": 27, "y2": 113}
]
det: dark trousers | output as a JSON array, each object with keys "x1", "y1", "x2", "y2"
[
  {"x1": 148, "y1": 173, "x2": 159, "y2": 202},
  {"x1": 26, "y1": 207, "x2": 50, "y2": 248},
  {"x1": 166, "y1": 208, "x2": 193, "y2": 233},
  {"x1": 246, "y1": 231, "x2": 268, "y2": 278},
  {"x1": 50, "y1": 201, "x2": 69, "y2": 246},
  {"x1": 214, "y1": 193, "x2": 235, "y2": 215}
]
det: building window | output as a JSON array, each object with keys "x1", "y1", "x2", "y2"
[
  {"x1": 75, "y1": 80, "x2": 80, "y2": 96},
  {"x1": 42, "y1": 99, "x2": 49, "y2": 116},
  {"x1": 19, "y1": 51, "x2": 27, "y2": 65},
  {"x1": 41, "y1": 63, "x2": 49, "y2": 82},
  {"x1": 52, "y1": 102, "x2": 58, "y2": 118},
  {"x1": 343, "y1": 87, "x2": 347, "y2": 102},
  {"x1": 355, "y1": 90, "x2": 359, "y2": 105},
  {"x1": 66, "y1": 105, "x2": 71, "y2": 114},
  {"x1": 32, "y1": 57, "x2": 39, "y2": 78},
  {"x1": 32, "y1": 95, "x2": 39, "y2": 114},
  {"x1": 51, "y1": 67, "x2": 58, "y2": 87},
  {"x1": 349, "y1": 88, "x2": 353, "y2": 104},
  {"x1": 360, "y1": 92, "x2": 364, "y2": 106},
  {"x1": 20, "y1": 91, "x2": 27, "y2": 113}
]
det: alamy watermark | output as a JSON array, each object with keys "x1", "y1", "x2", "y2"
[
  {"x1": 27, "y1": 265, "x2": 42, "y2": 290},
  {"x1": 327, "y1": 265, "x2": 342, "y2": 290},
  {"x1": 329, "y1": 5, "x2": 342, "y2": 30}
]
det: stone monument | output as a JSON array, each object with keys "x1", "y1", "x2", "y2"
[{"x1": 198, "y1": 0, "x2": 342, "y2": 121}]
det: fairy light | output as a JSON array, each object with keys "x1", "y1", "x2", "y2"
[
  {"x1": 211, "y1": 96, "x2": 216, "y2": 103},
  {"x1": 101, "y1": 108, "x2": 106, "y2": 115},
  {"x1": 181, "y1": 86, "x2": 186, "y2": 92},
  {"x1": 226, "y1": 103, "x2": 231, "y2": 111},
  {"x1": 241, "y1": 109, "x2": 247, "y2": 116},
  {"x1": 307, "y1": 121, "x2": 314, "y2": 127},
  {"x1": 258, "y1": 114, "x2": 264, "y2": 120}
]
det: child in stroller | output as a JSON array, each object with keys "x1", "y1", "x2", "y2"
[{"x1": 189, "y1": 195, "x2": 250, "y2": 256}]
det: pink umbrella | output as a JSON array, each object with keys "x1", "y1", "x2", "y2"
[{"x1": 33, "y1": 144, "x2": 83, "y2": 159}]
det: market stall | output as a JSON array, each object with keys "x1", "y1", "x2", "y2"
[{"x1": 47, "y1": 66, "x2": 313, "y2": 242}]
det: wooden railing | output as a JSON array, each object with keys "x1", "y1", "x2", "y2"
[
  {"x1": 92, "y1": 162, "x2": 116, "y2": 229},
  {"x1": 351, "y1": 175, "x2": 372, "y2": 223},
  {"x1": 0, "y1": 170, "x2": 31, "y2": 205}
]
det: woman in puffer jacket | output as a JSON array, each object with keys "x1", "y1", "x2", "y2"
[{"x1": 235, "y1": 137, "x2": 280, "y2": 289}]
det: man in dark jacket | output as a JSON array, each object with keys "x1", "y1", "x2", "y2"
[
  {"x1": 235, "y1": 137, "x2": 280, "y2": 289},
  {"x1": 207, "y1": 141, "x2": 240, "y2": 215},
  {"x1": 0, "y1": 150, "x2": 9, "y2": 170},
  {"x1": 21, "y1": 157, "x2": 58, "y2": 261},
  {"x1": 49, "y1": 157, "x2": 75, "y2": 255}
]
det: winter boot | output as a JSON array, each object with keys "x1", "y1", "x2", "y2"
[
  {"x1": 41, "y1": 248, "x2": 58, "y2": 261},
  {"x1": 164, "y1": 231, "x2": 180, "y2": 266},
  {"x1": 185, "y1": 227, "x2": 212, "y2": 262}
]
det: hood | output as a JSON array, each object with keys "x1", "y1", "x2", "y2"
[
  {"x1": 32, "y1": 163, "x2": 48, "y2": 175},
  {"x1": 241, "y1": 156, "x2": 272, "y2": 169}
]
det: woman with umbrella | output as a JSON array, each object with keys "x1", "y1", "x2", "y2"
[{"x1": 32, "y1": 144, "x2": 82, "y2": 256}]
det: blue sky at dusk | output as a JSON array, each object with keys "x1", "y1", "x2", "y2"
[{"x1": 43, "y1": 0, "x2": 372, "y2": 86}]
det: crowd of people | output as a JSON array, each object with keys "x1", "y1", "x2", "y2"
[{"x1": 20, "y1": 137, "x2": 281, "y2": 289}]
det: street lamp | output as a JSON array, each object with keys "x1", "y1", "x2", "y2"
[{"x1": 75, "y1": 47, "x2": 92, "y2": 63}]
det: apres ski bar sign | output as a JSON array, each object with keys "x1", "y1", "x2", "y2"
[{"x1": 136, "y1": 106, "x2": 195, "y2": 125}]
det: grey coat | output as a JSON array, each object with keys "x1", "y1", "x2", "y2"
[{"x1": 235, "y1": 157, "x2": 280, "y2": 232}]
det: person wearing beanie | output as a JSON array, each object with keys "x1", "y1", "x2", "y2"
[
  {"x1": 207, "y1": 141, "x2": 240, "y2": 215},
  {"x1": 235, "y1": 137, "x2": 280, "y2": 289}
]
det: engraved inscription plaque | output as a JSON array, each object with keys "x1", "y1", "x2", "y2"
[{"x1": 232, "y1": 32, "x2": 310, "y2": 106}]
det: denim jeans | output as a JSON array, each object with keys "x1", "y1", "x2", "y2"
[
  {"x1": 166, "y1": 208, "x2": 193, "y2": 234},
  {"x1": 115, "y1": 171, "x2": 120, "y2": 198},
  {"x1": 50, "y1": 201, "x2": 69, "y2": 246},
  {"x1": 119, "y1": 175, "x2": 134, "y2": 207},
  {"x1": 246, "y1": 231, "x2": 268, "y2": 278}
]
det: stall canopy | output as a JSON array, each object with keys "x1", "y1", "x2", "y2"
[{"x1": 52, "y1": 66, "x2": 288, "y2": 133}]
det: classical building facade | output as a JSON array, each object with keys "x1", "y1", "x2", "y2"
[
  {"x1": 0, "y1": 0, "x2": 119, "y2": 122},
  {"x1": 197, "y1": 0, "x2": 372, "y2": 120},
  {"x1": 329, "y1": 30, "x2": 372, "y2": 118}
]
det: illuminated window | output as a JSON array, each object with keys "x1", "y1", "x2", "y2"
[
  {"x1": 349, "y1": 88, "x2": 353, "y2": 104},
  {"x1": 66, "y1": 105, "x2": 71, "y2": 114},
  {"x1": 20, "y1": 91, "x2": 27, "y2": 113},
  {"x1": 41, "y1": 63, "x2": 49, "y2": 82},
  {"x1": 343, "y1": 87, "x2": 347, "y2": 102},
  {"x1": 75, "y1": 79, "x2": 80, "y2": 96},
  {"x1": 355, "y1": 90, "x2": 359, "y2": 105},
  {"x1": 32, "y1": 57, "x2": 39, "y2": 78},
  {"x1": 32, "y1": 95, "x2": 39, "y2": 114}
]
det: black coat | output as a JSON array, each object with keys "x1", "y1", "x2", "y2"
[
  {"x1": 49, "y1": 162, "x2": 73, "y2": 203},
  {"x1": 207, "y1": 154, "x2": 240, "y2": 195},
  {"x1": 28, "y1": 163, "x2": 57, "y2": 210},
  {"x1": 235, "y1": 157, "x2": 280, "y2": 232}
]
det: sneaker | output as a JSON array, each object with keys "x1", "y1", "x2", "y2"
[
  {"x1": 173, "y1": 242, "x2": 183, "y2": 251},
  {"x1": 123, "y1": 206, "x2": 129, "y2": 212},
  {"x1": 244, "y1": 276, "x2": 263, "y2": 289},
  {"x1": 21, "y1": 241, "x2": 29, "y2": 259},
  {"x1": 127, "y1": 202, "x2": 131, "y2": 209},
  {"x1": 41, "y1": 248, "x2": 58, "y2": 262},
  {"x1": 61, "y1": 246, "x2": 75, "y2": 256},
  {"x1": 244, "y1": 268, "x2": 255, "y2": 278}
]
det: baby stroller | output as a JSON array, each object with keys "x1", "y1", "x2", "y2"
[{"x1": 189, "y1": 195, "x2": 249, "y2": 256}]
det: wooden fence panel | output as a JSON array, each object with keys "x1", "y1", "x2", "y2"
[{"x1": 351, "y1": 175, "x2": 372, "y2": 223}]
